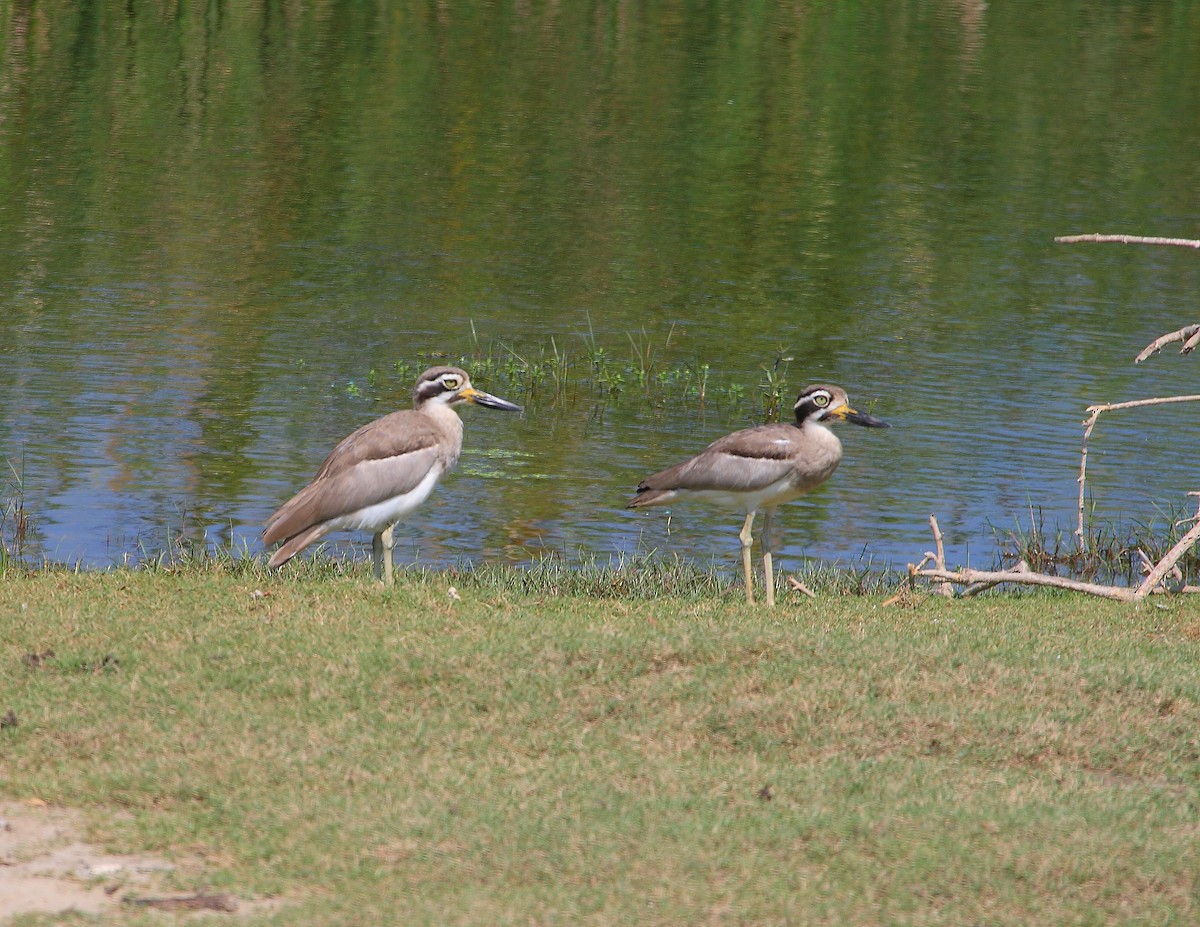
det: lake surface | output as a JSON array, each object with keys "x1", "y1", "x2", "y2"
[{"x1": 2, "y1": 1, "x2": 1199, "y2": 575}]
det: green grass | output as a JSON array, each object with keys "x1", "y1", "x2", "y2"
[{"x1": 3, "y1": 567, "x2": 1200, "y2": 925}]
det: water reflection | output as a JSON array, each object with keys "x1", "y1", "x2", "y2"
[{"x1": 1, "y1": 1, "x2": 1199, "y2": 571}]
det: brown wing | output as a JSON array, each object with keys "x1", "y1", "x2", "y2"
[
  {"x1": 310, "y1": 410, "x2": 444, "y2": 481},
  {"x1": 263, "y1": 412, "x2": 448, "y2": 545},
  {"x1": 634, "y1": 425, "x2": 799, "y2": 497}
]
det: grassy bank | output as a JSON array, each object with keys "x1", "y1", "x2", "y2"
[{"x1": 3, "y1": 566, "x2": 1200, "y2": 925}]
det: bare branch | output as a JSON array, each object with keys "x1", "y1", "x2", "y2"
[
  {"x1": 1085, "y1": 395, "x2": 1200, "y2": 416},
  {"x1": 1133, "y1": 519, "x2": 1200, "y2": 600},
  {"x1": 1055, "y1": 234, "x2": 1200, "y2": 249},
  {"x1": 1077, "y1": 415, "x2": 1095, "y2": 547},
  {"x1": 962, "y1": 560, "x2": 1028, "y2": 597},
  {"x1": 1135, "y1": 324, "x2": 1200, "y2": 362},
  {"x1": 909, "y1": 565, "x2": 1137, "y2": 601},
  {"x1": 929, "y1": 515, "x2": 952, "y2": 598}
]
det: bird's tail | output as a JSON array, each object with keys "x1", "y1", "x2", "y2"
[{"x1": 267, "y1": 524, "x2": 330, "y2": 568}]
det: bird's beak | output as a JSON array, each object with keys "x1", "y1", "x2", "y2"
[
  {"x1": 829, "y1": 404, "x2": 890, "y2": 428},
  {"x1": 459, "y1": 386, "x2": 523, "y2": 412}
]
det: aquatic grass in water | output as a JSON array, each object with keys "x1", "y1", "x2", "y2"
[
  {"x1": 990, "y1": 503, "x2": 1199, "y2": 587},
  {"x1": 758, "y1": 353, "x2": 794, "y2": 421},
  {"x1": 389, "y1": 325, "x2": 771, "y2": 416},
  {"x1": 385, "y1": 331, "x2": 870, "y2": 427},
  {"x1": 0, "y1": 458, "x2": 33, "y2": 569}
]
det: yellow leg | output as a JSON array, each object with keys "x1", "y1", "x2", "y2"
[
  {"x1": 739, "y1": 511, "x2": 756, "y2": 605},
  {"x1": 371, "y1": 526, "x2": 396, "y2": 585},
  {"x1": 380, "y1": 524, "x2": 395, "y2": 587},
  {"x1": 762, "y1": 509, "x2": 775, "y2": 607}
]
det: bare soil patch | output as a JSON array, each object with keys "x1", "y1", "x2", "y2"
[{"x1": 0, "y1": 800, "x2": 267, "y2": 921}]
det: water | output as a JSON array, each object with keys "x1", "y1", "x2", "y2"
[{"x1": 2, "y1": 2, "x2": 1199, "y2": 574}]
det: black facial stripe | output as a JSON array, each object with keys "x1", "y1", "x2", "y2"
[
  {"x1": 416, "y1": 378, "x2": 449, "y2": 399},
  {"x1": 794, "y1": 389, "x2": 833, "y2": 423}
]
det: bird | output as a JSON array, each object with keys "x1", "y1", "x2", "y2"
[
  {"x1": 628, "y1": 383, "x2": 888, "y2": 606},
  {"x1": 264, "y1": 366, "x2": 522, "y2": 584}
]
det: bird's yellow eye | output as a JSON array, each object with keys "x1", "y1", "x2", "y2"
[
  {"x1": 442, "y1": 375, "x2": 462, "y2": 390},
  {"x1": 814, "y1": 392, "x2": 830, "y2": 407}
]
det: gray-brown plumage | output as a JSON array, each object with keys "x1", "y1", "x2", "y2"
[
  {"x1": 264, "y1": 366, "x2": 521, "y2": 584},
  {"x1": 629, "y1": 383, "x2": 888, "y2": 606}
]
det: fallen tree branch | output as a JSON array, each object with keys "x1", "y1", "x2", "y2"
[
  {"x1": 1045, "y1": 232, "x2": 1200, "y2": 594},
  {"x1": 908, "y1": 565, "x2": 1140, "y2": 601},
  {"x1": 908, "y1": 563, "x2": 1200, "y2": 601},
  {"x1": 963, "y1": 560, "x2": 1028, "y2": 597},
  {"x1": 912, "y1": 513, "x2": 1200, "y2": 601},
  {"x1": 1181, "y1": 492, "x2": 1200, "y2": 528}
]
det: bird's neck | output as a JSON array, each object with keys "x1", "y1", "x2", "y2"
[
  {"x1": 797, "y1": 417, "x2": 842, "y2": 449},
  {"x1": 421, "y1": 400, "x2": 465, "y2": 457}
]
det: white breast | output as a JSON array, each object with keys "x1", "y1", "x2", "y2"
[{"x1": 327, "y1": 464, "x2": 446, "y2": 533}]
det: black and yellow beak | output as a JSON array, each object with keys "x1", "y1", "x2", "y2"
[
  {"x1": 458, "y1": 386, "x2": 523, "y2": 412},
  {"x1": 828, "y1": 403, "x2": 890, "y2": 428}
]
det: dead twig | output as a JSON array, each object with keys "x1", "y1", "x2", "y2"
[
  {"x1": 882, "y1": 587, "x2": 925, "y2": 608},
  {"x1": 1044, "y1": 232, "x2": 1200, "y2": 595},
  {"x1": 787, "y1": 577, "x2": 816, "y2": 598},
  {"x1": 929, "y1": 515, "x2": 952, "y2": 598}
]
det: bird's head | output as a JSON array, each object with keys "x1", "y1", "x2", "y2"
[
  {"x1": 413, "y1": 367, "x2": 523, "y2": 412},
  {"x1": 793, "y1": 384, "x2": 889, "y2": 429}
]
